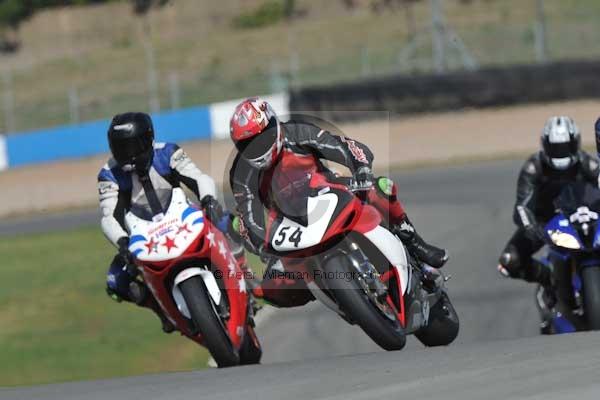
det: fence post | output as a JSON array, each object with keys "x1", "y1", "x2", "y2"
[
  {"x1": 139, "y1": 17, "x2": 160, "y2": 113},
  {"x1": 269, "y1": 62, "x2": 288, "y2": 93},
  {"x1": 534, "y1": 0, "x2": 548, "y2": 63},
  {"x1": 168, "y1": 72, "x2": 180, "y2": 110},
  {"x1": 430, "y1": 0, "x2": 447, "y2": 73},
  {"x1": 2, "y1": 69, "x2": 15, "y2": 134},
  {"x1": 361, "y1": 46, "x2": 371, "y2": 77},
  {"x1": 68, "y1": 86, "x2": 80, "y2": 124}
]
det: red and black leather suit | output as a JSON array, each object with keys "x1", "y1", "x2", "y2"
[{"x1": 229, "y1": 120, "x2": 447, "y2": 307}]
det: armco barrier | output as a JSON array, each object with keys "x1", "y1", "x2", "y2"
[
  {"x1": 5, "y1": 106, "x2": 211, "y2": 168},
  {"x1": 1, "y1": 93, "x2": 288, "y2": 170},
  {"x1": 289, "y1": 60, "x2": 600, "y2": 121}
]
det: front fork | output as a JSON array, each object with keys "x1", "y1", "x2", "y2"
[{"x1": 341, "y1": 240, "x2": 448, "y2": 330}]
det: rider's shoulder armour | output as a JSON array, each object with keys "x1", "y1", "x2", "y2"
[
  {"x1": 522, "y1": 153, "x2": 542, "y2": 177},
  {"x1": 98, "y1": 158, "x2": 132, "y2": 191},
  {"x1": 577, "y1": 151, "x2": 599, "y2": 182}
]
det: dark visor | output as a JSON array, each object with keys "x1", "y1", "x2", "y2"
[
  {"x1": 111, "y1": 135, "x2": 152, "y2": 164},
  {"x1": 544, "y1": 141, "x2": 577, "y2": 159},
  {"x1": 235, "y1": 117, "x2": 278, "y2": 159}
]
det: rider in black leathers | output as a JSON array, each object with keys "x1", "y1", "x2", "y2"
[{"x1": 498, "y1": 116, "x2": 600, "y2": 286}]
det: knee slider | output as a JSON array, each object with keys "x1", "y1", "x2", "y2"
[
  {"x1": 376, "y1": 176, "x2": 397, "y2": 199},
  {"x1": 499, "y1": 246, "x2": 521, "y2": 274}
]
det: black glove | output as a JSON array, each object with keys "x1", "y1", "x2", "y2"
[
  {"x1": 200, "y1": 195, "x2": 224, "y2": 223},
  {"x1": 352, "y1": 166, "x2": 374, "y2": 191},
  {"x1": 116, "y1": 237, "x2": 137, "y2": 276},
  {"x1": 524, "y1": 224, "x2": 546, "y2": 243}
]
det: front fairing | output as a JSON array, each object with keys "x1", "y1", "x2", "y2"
[
  {"x1": 266, "y1": 173, "x2": 360, "y2": 256},
  {"x1": 548, "y1": 182, "x2": 600, "y2": 252},
  {"x1": 125, "y1": 188, "x2": 249, "y2": 348},
  {"x1": 125, "y1": 188, "x2": 206, "y2": 263}
]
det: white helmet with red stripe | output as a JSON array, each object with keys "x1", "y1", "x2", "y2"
[{"x1": 230, "y1": 97, "x2": 283, "y2": 169}]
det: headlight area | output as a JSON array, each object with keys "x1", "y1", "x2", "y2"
[{"x1": 549, "y1": 231, "x2": 581, "y2": 250}]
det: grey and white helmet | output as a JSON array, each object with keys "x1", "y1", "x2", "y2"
[{"x1": 541, "y1": 116, "x2": 581, "y2": 170}]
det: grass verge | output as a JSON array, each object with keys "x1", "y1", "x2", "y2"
[{"x1": 0, "y1": 226, "x2": 215, "y2": 386}]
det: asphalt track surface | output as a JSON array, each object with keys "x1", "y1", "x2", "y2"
[{"x1": 2, "y1": 159, "x2": 600, "y2": 399}]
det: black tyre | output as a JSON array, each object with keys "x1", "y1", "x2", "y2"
[
  {"x1": 415, "y1": 292, "x2": 459, "y2": 347},
  {"x1": 239, "y1": 325, "x2": 262, "y2": 365},
  {"x1": 323, "y1": 254, "x2": 406, "y2": 351},
  {"x1": 582, "y1": 266, "x2": 600, "y2": 330},
  {"x1": 179, "y1": 277, "x2": 239, "y2": 367}
]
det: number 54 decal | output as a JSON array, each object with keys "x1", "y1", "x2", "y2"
[
  {"x1": 273, "y1": 226, "x2": 303, "y2": 248},
  {"x1": 271, "y1": 193, "x2": 339, "y2": 251}
]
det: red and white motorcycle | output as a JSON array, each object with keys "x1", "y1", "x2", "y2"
[
  {"x1": 125, "y1": 188, "x2": 261, "y2": 367},
  {"x1": 265, "y1": 173, "x2": 459, "y2": 350}
]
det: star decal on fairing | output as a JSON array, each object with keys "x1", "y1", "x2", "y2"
[
  {"x1": 162, "y1": 236, "x2": 178, "y2": 253},
  {"x1": 177, "y1": 223, "x2": 192, "y2": 235},
  {"x1": 144, "y1": 237, "x2": 158, "y2": 254},
  {"x1": 206, "y1": 230, "x2": 216, "y2": 247},
  {"x1": 218, "y1": 240, "x2": 228, "y2": 258},
  {"x1": 228, "y1": 258, "x2": 237, "y2": 278},
  {"x1": 238, "y1": 278, "x2": 247, "y2": 293}
]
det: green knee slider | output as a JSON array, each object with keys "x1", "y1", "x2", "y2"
[{"x1": 376, "y1": 176, "x2": 394, "y2": 197}]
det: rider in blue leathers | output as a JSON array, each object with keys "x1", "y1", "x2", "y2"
[{"x1": 98, "y1": 112, "x2": 228, "y2": 332}]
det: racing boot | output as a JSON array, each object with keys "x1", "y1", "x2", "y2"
[
  {"x1": 525, "y1": 259, "x2": 552, "y2": 287},
  {"x1": 391, "y1": 216, "x2": 449, "y2": 269},
  {"x1": 535, "y1": 284, "x2": 556, "y2": 335},
  {"x1": 129, "y1": 281, "x2": 175, "y2": 334}
]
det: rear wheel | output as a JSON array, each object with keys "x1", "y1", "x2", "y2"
[
  {"x1": 582, "y1": 266, "x2": 600, "y2": 330},
  {"x1": 179, "y1": 277, "x2": 239, "y2": 367},
  {"x1": 415, "y1": 292, "x2": 459, "y2": 346},
  {"x1": 323, "y1": 254, "x2": 406, "y2": 351}
]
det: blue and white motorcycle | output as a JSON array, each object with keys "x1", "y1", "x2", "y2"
[{"x1": 534, "y1": 181, "x2": 600, "y2": 333}]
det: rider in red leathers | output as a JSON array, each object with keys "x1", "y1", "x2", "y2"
[{"x1": 228, "y1": 97, "x2": 448, "y2": 307}]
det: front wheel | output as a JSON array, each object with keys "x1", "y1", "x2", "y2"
[
  {"x1": 239, "y1": 325, "x2": 262, "y2": 365},
  {"x1": 582, "y1": 266, "x2": 600, "y2": 330},
  {"x1": 179, "y1": 277, "x2": 240, "y2": 367},
  {"x1": 323, "y1": 254, "x2": 406, "y2": 351}
]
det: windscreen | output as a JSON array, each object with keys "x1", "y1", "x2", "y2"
[
  {"x1": 129, "y1": 188, "x2": 173, "y2": 221},
  {"x1": 554, "y1": 182, "x2": 600, "y2": 215},
  {"x1": 270, "y1": 171, "x2": 312, "y2": 225}
]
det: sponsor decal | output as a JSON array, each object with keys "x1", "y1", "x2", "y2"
[
  {"x1": 148, "y1": 217, "x2": 179, "y2": 237},
  {"x1": 113, "y1": 123, "x2": 134, "y2": 131},
  {"x1": 342, "y1": 137, "x2": 368, "y2": 163},
  {"x1": 172, "y1": 150, "x2": 189, "y2": 164},
  {"x1": 516, "y1": 206, "x2": 531, "y2": 226},
  {"x1": 399, "y1": 221, "x2": 415, "y2": 233},
  {"x1": 98, "y1": 181, "x2": 114, "y2": 195},
  {"x1": 157, "y1": 226, "x2": 174, "y2": 238},
  {"x1": 237, "y1": 217, "x2": 249, "y2": 240}
]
